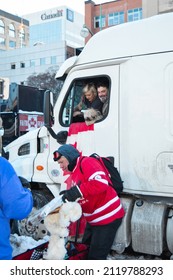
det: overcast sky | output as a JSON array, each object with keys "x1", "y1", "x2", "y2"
[{"x1": 0, "y1": 0, "x2": 111, "y2": 16}]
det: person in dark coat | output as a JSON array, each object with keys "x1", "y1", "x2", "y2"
[{"x1": 97, "y1": 81, "x2": 109, "y2": 117}]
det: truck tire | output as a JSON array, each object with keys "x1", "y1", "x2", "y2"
[{"x1": 11, "y1": 189, "x2": 54, "y2": 240}]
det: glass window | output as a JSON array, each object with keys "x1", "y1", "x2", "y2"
[
  {"x1": 94, "y1": 15, "x2": 106, "y2": 29},
  {"x1": 9, "y1": 41, "x2": 16, "y2": 48},
  {"x1": 19, "y1": 25, "x2": 25, "y2": 40},
  {"x1": 108, "y1": 11, "x2": 124, "y2": 26},
  {"x1": 0, "y1": 20, "x2": 5, "y2": 34},
  {"x1": 30, "y1": 60, "x2": 36, "y2": 67},
  {"x1": 60, "y1": 77, "x2": 109, "y2": 127},
  {"x1": 11, "y1": 63, "x2": 16, "y2": 69},
  {"x1": 40, "y1": 57, "x2": 46, "y2": 65},
  {"x1": 9, "y1": 23, "x2": 15, "y2": 37},
  {"x1": 0, "y1": 37, "x2": 5, "y2": 46},
  {"x1": 66, "y1": 9, "x2": 74, "y2": 22},
  {"x1": 128, "y1": 8, "x2": 142, "y2": 22},
  {"x1": 51, "y1": 56, "x2": 56, "y2": 65},
  {"x1": 30, "y1": 21, "x2": 62, "y2": 46},
  {"x1": 20, "y1": 62, "x2": 25, "y2": 68}
]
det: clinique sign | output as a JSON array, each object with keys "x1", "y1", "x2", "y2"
[{"x1": 41, "y1": 10, "x2": 63, "y2": 20}]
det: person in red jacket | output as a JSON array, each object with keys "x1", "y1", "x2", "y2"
[{"x1": 53, "y1": 144, "x2": 125, "y2": 260}]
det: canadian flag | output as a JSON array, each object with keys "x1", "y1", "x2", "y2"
[
  {"x1": 28, "y1": 115, "x2": 37, "y2": 129},
  {"x1": 66, "y1": 122, "x2": 95, "y2": 154},
  {"x1": 64, "y1": 122, "x2": 95, "y2": 237}
]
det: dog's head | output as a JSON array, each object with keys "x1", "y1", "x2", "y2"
[{"x1": 83, "y1": 108, "x2": 102, "y2": 125}]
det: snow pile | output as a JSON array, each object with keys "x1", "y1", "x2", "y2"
[{"x1": 10, "y1": 234, "x2": 50, "y2": 257}]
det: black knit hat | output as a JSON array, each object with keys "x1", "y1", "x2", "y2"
[{"x1": 53, "y1": 144, "x2": 80, "y2": 163}]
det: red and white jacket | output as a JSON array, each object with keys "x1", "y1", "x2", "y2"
[{"x1": 69, "y1": 156, "x2": 125, "y2": 226}]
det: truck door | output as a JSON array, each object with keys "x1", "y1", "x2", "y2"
[{"x1": 55, "y1": 64, "x2": 120, "y2": 169}]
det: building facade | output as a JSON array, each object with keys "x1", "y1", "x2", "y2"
[
  {"x1": 0, "y1": 9, "x2": 29, "y2": 51},
  {"x1": 84, "y1": 0, "x2": 142, "y2": 42},
  {"x1": 142, "y1": 0, "x2": 173, "y2": 18},
  {"x1": 23, "y1": 6, "x2": 84, "y2": 49},
  {"x1": 0, "y1": 41, "x2": 66, "y2": 85},
  {"x1": 0, "y1": 6, "x2": 84, "y2": 85}
]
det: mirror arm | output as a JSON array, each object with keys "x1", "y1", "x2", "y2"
[
  {"x1": 47, "y1": 127, "x2": 68, "y2": 144},
  {"x1": 47, "y1": 127, "x2": 58, "y2": 139}
]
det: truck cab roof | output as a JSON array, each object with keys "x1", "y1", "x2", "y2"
[{"x1": 76, "y1": 12, "x2": 173, "y2": 65}]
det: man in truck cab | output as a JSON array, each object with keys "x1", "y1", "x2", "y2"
[
  {"x1": 53, "y1": 144, "x2": 125, "y2": 260},
  {"x1": 97, "y1": 81, "x2": 109, "y2": 117}
]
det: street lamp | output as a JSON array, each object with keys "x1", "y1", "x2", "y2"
[{"x1": 80, "y1": 24, "x2": 94, "y2": 38}]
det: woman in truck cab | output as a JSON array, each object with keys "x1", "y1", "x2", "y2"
[{"x1": 73, "y1": 82, "x2": 103, "y2": 124}]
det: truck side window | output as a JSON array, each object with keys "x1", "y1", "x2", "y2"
[
  {"x1": 60, "y1": 77, "x2": 110, "y2": 126},
  {"x1": 61, "y1": 82, "x2": 83, "y2": 126}
]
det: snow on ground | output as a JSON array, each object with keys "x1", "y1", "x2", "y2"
[
  {"x1": 10, "y1": 234, "x2": 165, "y2": 260},
  {"x1": 10, "y1": 234, "x2": 50, "y2": 258}
]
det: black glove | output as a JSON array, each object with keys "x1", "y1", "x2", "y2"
[{"x1": 59, "y1": 186, "x2": 82, "y2": 202}]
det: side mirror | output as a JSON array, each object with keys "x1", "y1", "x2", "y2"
[
  {"x1": 56, "y1": 131, "x2": 68, "y2": 144},
  {"x1": 43, "y1": 90, "x2": 54, "y2": 128}
]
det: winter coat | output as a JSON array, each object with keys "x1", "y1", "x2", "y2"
[
  {"x1": 0, "y1": 157, "x2": 33, "y2": 260},
  {"x1": 84, "y1": 96, "x2": 103, "y2": 114},
  {"x1": 102, "y1": 99, "x2": 109, "y2": 116},
  {"x1": 70, "y1": 156, "x2": 125, "y2": 226},
  {"x1": 75, "y1": 96, "x2": 103, "y2": 114}
]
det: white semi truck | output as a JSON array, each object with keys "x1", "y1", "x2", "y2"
[{"x1": 4, "y1": 12, "x2": 173, "y2": 257}]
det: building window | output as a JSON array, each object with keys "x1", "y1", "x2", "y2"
[
  {"x1": 51, "y1": 56, "x2": 56, "y2": 65},
  {"x1": 11, "y1": 63, "x2": 16, "y2": 69},
  {"x1": 128, "y1": 8, "x2": 142, "y2": 22},
  {"x1": 20, "y1": 62, "x2": 25, "y2": 68},
  {"x1": 0, "y1": 37, "x2": 5, "y2": 46},
  {"x1": 9, "y1": 23, "x2": 15, "y2": 37},
  {"x1": 94, "y1": 15, "x2": 106, "y2": 29},
  {"x1": 19, "y1": 25, "x2": 25, "y2": 40},
  {"x1": 40, "y1": 57, "x2": 46, "y2": 65},
  {"x1": 66, "y1": 9, "x2": 74, "y2": 22},
  {"x1": 30, "y1": 60, "x2": 35, "y2": 67},
  {"x1": 108, "y1": 11, "x2": 124, "y2": 26},
  {"x1": 0, "y1": 20, "x2": 5, "y2": 34},
  {"x1": 9, "y1": 40, "x2": 16, "y2": 48}
]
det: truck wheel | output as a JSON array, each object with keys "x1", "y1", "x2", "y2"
[{"x1": 11, "y1": 189, "x2": 54, "y2": 240}]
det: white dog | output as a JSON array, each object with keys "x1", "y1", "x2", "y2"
[
  {"x1": 83, "y1": 108, "x2": 103, "y2": 125},
  {"x1": 43, "y1": 201, "x2": 82, "y2": 260}
]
